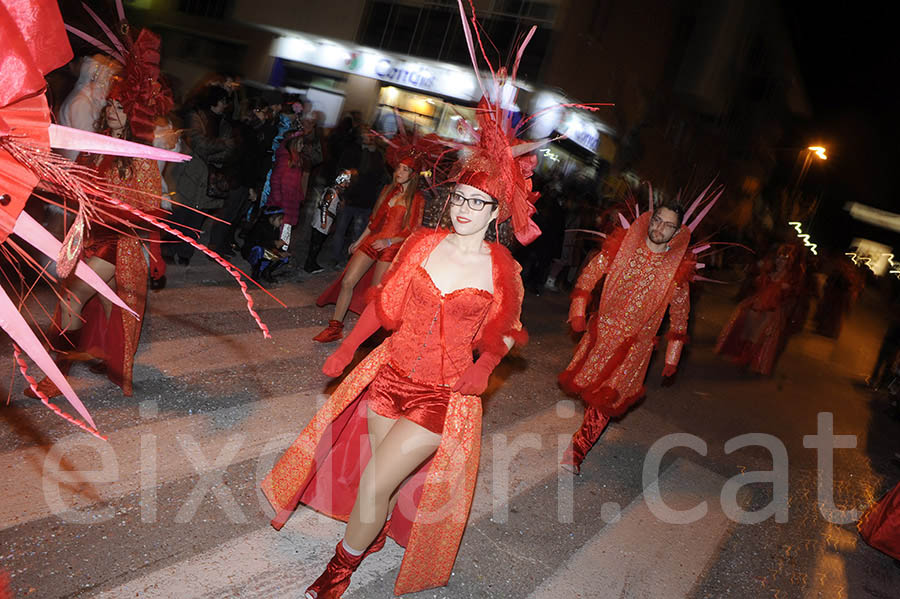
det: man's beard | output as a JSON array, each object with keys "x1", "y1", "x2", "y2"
[{"x1": 648, "y1": 231, "x2": 671, "y2": 244}]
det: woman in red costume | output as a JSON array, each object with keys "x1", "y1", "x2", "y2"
[
  {"x1": 26, "y1": 30, "x2": 172, "y2": 399},
  {"x1": 313, "y1": 152, "x2": 425, "y2": 343},
  {"x1": 262, "y1": 100, "x2": 543, "y2": 596},
  {"x1": 715, "y1": 243, "x2": 804, "y2": 375}
]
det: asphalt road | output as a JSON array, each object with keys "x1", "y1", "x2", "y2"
[{"x1": 1, "y1": 257, "x2": 898, "y2": 599}]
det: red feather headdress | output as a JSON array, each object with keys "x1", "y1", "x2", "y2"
[{"x1": 443, "y1": 1, "x2": 611, "y2": 246}]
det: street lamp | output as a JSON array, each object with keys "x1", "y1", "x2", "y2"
[
  {"x1": 793, "y1": 144, "x2": 828, "y2": 197},
  {"x1": 808, "y1": 145, "x2": 827, "y2": 160}
]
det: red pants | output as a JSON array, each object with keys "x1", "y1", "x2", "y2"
[{"x1": 563, "y1": 407, "x2": 611, "y2": 469}]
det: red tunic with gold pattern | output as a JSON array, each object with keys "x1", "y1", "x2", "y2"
[
  {"x1": 560, "y1": 212, "x2": 692, "y2": 416},
  {"x1": 262, "y1": 228, "x2": 526, "y2": 595},
  {"x1": 558, "y1": 213, "x2": 693, "y2": 469},
  {"x1": 78, "y1": 156, "x2": 162, "y2": 395}
]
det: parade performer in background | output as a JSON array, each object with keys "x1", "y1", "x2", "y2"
[
  {"x1": 814, "y1": 252, "x2": 863, "y2": 338},
  {"x1": 305, "y1": 168, "x2": 355, "y2": 274},
  {"x1": 313, "y1": 145, "x2": 425, "y2": 343},
  {"x1": 259, "y1": 1, "x2": 598, "y2": 593},
  {"x1": 24, "y1": 29, "x2": 174, "y2": 399},
  {"x1": 559, "y1": 184, "x2": 723, "y2": 473},
  {"x1": 716, "y1": 243, "x2": 805, "y2": 375},
  {"x1": 1, "y1": 0, "x2": 269, "y2": 438},
  {"x1": 57, "y1": 54, "x2": 120, "y2": 161}
]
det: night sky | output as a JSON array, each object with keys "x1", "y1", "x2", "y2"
[{"x1": 783, "y1": 1, "x2": 899, "y2": 213}]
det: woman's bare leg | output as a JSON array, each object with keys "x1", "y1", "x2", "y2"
[
  {"x1": 365, "y1": 407, "x2": 404, "y2": 517},
  {"x1": 332, "y1": 251, "x2": 375, "y2": 323},
  {"x1": 58, "y1": 256, "x2": 115, "y2": 331},
  {"x1": 343, "y1": 417, "x2": 441, "y2": 551},
  {"x1": 370, "y1": 259, "x2": 391, "y2": 288}
]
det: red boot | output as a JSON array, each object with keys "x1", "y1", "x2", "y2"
[
  {"x1": 306, "y1": 523, "x2": 391, "y2": 599},
  {"x1": 313, "y1": 320, "x2": 344, "y2": 343},
  {"x1": 305, "y1": 541, "x2": 364, "y2": 599}
]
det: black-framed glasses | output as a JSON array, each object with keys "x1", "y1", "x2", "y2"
[
  {"x1": 650, "y1": 214, "x2": 678, "y2": 232},
  {"x1": 448, "y1": 192, "x2": 498, "y2": 212}
]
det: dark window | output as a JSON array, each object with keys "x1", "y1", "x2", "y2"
[
  {"x1": 385, "y1": 5, "x2": 420, "y2": 54},
  {"x1": 177, "y1": 0, "x2": 230, "y2": 19},
  {"x1": 361, "y1": 1, "x2": 392, "y2": 48},
  {"x1": 413, "y1": 8, "x2": 454, "y2": 60}
]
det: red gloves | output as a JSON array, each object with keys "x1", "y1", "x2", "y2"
[
  {"x1": 452, "y1": 351, "x2": 503, "y2": 395},
  {"x1": 569, "y1": 314, "x2": 586, "y2": 333},
  {"x1": 322, "y1": 303, "x2": 381, "y2": 377}
]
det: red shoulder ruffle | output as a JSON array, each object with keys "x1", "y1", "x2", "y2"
[
  {"x1": 475, "y1": 243, "x2": 528, "y2": 355},
  {"x1": 370, "y1": 227, "x2": 443, "y2": 330},
  {"x1": 674, "y1": 254, "x2": 697, "y2": 285},
  {"x1": 601, "y1": 226, "x2": 627, "y2": 263}
]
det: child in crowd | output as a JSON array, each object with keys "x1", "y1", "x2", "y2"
[
  {"x1": 305, "y1": 169, "x2": 356, "y2": 274},
  {"x1": 243, "y1": 206, "x2": 290, "y2": 283},
  {"x1": 267, "y1": 129, "x2": 306, "y2": 249}
]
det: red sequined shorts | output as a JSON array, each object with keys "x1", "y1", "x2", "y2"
[
  {"x1": 358, "y1": 238, "x2": 401, "y2": 263},
  {"x1": 366, "y1": 363, "x2": 450, "y2": 434}
]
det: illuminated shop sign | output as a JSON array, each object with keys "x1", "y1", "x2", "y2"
[
  {"x1": 528, "y1": 91, "x2": 616, "y2": 155},
  {"x1": 272, "y1": 35, "x2": 476, "y2": 101},
  {"x1": 561, "y1": 113, "x2": 600, "y2": 153},
  {"x1": 374, "y1": 58, "x2": 435, "y2": 88}
]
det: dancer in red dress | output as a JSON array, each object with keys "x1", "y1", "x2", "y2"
[
  {"x1": 25, "y1": 29, "x2": 171, "y2": 399},
  {"x1": 559, "y1": 185, "x2": 723, "y2": 474},
  {"x1": 313, "y1": 151, "x2": 425, "y2": 342},
  {"x1": 715, "y1": 243, "x2": 805, "y2": 375},
  {"x1": 260, "y1": 9, "x2": 574, "y2": 594},
  {"x1": 265, "y1": 182, "x2": 532, "y2": 598}
]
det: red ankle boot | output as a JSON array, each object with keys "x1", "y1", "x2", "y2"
[
  {"x1": 313, "y1": 320, "x2": 344, "y2": 343},
  {"x1": 305, "y1": 541, "x2": 364, "y2": 599}
]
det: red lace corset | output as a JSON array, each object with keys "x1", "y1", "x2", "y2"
[{"x1": 388, "y1": 265, "x2": 493, "y2": 385}]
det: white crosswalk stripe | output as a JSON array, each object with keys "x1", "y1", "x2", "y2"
[{"x1": 527, "y1": 458, "x2": 730, "y2": 599}]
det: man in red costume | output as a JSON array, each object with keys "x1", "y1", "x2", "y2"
[{"x1": 559, "y1": 200, "x2": 694, "y2": 473}]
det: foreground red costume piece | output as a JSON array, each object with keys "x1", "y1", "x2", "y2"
[
  {"x1": 262, "y1": 229, "x2": 526, "y2": 594},
  {"x1": 558, "y1": 212, "x2": 693, "y2": 470},
  {"x1": 858, "y1": 480, "x2": 900, "y2": 561},
  {"x1": 1, "y1": 0, "x2": 269, "y2": 437},
  {"x1": 715, "y1": 245, "x2": 804, "y2": 375}
]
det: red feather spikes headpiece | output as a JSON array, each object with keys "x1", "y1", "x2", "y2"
[
  {"x1": 66, "y1": 2, "x2": 173, "y2": 142},
  {"x1": 446, "y1": 1, "x2": 609, "y2": 245},
  {"x1": 107, "y1": 28, "x2": 173, "y2": 142}
]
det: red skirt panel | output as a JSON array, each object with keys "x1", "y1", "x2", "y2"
[{"x1": 293, "y1": 392, "x2": 433, "y2": 549}]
